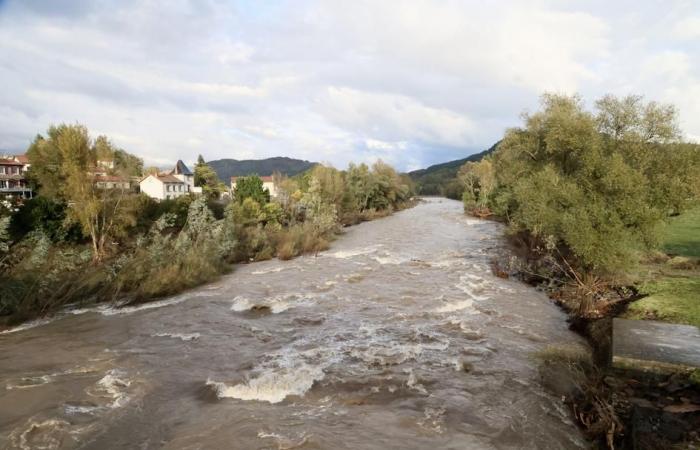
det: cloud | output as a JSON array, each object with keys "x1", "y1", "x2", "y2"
[
  {"x1": 322, "y1": 87, "x2": 475, "y2": 148},
  {"x1": 673, "y1": 16, "x2": 700, "y2": 40},
  {"x1": 0, "y1": 0, "x2": 698, "y2": 170}
]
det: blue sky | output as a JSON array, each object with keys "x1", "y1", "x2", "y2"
[{"x1": 1, "y1": 0, "x2": 699, "y2": 170}]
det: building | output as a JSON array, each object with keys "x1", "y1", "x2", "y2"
[
  {"x1": 171, "y1": 160, "x2": 198, "y2": 193},
  {"x1": 87, "y1": 164, "x2": 132, "y2": 191},
  {"x1": 139, "y1": 160, "x2": 201, "y2": 200},
  {"x1": 140, "y1": 173, "x2": 189, "y2": 200},
  {"x1": 94, "y1": 175, "x2": 131, "y2": 190},
  {"x1": 230, "y1": 175, "x2": 277, "y2": 198},
  {"x1": 0, "y1": 155, "x2": 32, "y2": 199}
]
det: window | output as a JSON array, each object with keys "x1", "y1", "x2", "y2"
[{"x1": 179, "y1": 185, "x2": 182, "y2": 192}]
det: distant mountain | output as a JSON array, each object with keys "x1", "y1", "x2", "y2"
[
  {"x1": 208, "y1": 157, "x2": 316, "y2": 184},
  {"x1": 408, "y1": 141, "x2": 500, "y2": 197}
]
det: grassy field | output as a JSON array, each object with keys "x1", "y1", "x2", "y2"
[{"x1": 624, "y1": 207, "x2": 700, "y2": 327}]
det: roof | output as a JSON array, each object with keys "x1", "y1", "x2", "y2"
[
  {"x1": 231, "y1": 175, "x2": 274, "y2": 182},
  {"x1": 171, "y1": 160, "x2": 193, "y2": 176},
  {"x1": 157, "y1": 174, "x2": 184, "y2": 183},
  {"x1": 0, "y1": 158, "x2": 23, "y2": 166},
  {"x1": 139, "y1": 173, "x2": 184, "y2": 184},
  {"x1": 14, "y1": 154, "x2": 29, "y2": 164}
]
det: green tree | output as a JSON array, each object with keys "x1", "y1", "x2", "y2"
[
  {"x1": 458, "y1": 159, "x2": 495, "y2": 212},
  {"x1": 26, "y1": 124, "x2": 138, "y2": 261},
  {"x1": 193, "y1": 154, "x2": 225, "y2": 198},
  {"x1": 487, "y1": 94, "x2": 699, "y2": 275},
  {"x1": 233, "y1": 175, "x2": 270, "y2": 204}
]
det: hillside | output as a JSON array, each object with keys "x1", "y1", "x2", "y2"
[
  {"x1": 408, "y1": 141, "x2": 499, "y2": 197},
  {"x1": 208, "y1": 156, "x2": 316, "y2": 183}
]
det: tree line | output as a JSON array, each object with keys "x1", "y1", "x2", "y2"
[
  {"x1": 0, "y1": 124, "x2": 415, "y2": 322},
  {"x1": 457, "y1": 94, "x2": 700, "y2": 279}
]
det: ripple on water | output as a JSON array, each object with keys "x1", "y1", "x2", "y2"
[{"x1": 9, "y1": 418, "x2": 71, "y2": 450}]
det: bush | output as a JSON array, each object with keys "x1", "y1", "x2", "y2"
[{"x1": 9, "y1": 197, "x2": 83, "y2": 242}]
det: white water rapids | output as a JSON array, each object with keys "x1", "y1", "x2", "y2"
[{"x1": 0, "y1": 198, "x2": 587, "y2": 449}]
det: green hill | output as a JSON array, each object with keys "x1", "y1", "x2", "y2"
[
  {"x1": 208, "y1": 157, "x2": 316, "y2": 184},
  {"x1": 408, "y1": 141, "x2": 499, "y2": 197}
]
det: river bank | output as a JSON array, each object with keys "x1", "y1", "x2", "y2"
[
  {"x1": 492, "y1": 208, "x2": 700, "y2": 449},
  {"x1": 0, "y1": 197, "x2": 419, "y2": 332}
]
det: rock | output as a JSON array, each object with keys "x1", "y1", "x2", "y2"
[{"x1": 460, "y1": 361, "x2": 473, "y2": 373}]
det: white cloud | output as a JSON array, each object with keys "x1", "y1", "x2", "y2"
[
  {"x1": 0, "y1": 0, "x2": 698, "y2": 170},
  {"x1": 323, "y1": 87, "x2": 475, "y2": 147},
  {"x1": 365, "y1": 139, "x2": 408, "y2": 151},
  {"x1": 673, "y1": 16, "x2": 700, "y2": 40}
]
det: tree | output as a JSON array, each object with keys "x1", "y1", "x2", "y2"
[
  {"x1": 233, "y1": 175, "x2": 270, "y2": 204},
  {"x1": 194, "y1": 154, "x2": 226, "y2": 199},
  {"x1": 458, "y1": 159, "x2": 495, "y2": 212},
  {"x1": 26, "y1": 124, "x2": 137, "y2": 262},
  {"x1": 300, "y1": 177, "x2": 338, "y2": 236},
  {"x1": 488, "y1": 94, "x2": 697, "y2": 275}
]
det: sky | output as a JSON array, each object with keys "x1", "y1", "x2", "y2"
[{"x1": 1, "y1": 0, "x2": 699, "y2": 171}]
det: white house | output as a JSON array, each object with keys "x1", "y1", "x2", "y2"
[
  {"x1": 230, "y1": 175, "x2": 277, "y2": 198},
  {"x1": 139, "y1": 160, "x2": 201, "y2": 200}
]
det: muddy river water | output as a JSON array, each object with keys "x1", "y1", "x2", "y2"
[{"x1": 0, "y1": 198, "x2": 587, "y2": 449}]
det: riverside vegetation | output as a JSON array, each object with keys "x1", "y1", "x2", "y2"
[
  {"x1": 0, "y1": 124, "x2": 414, "y2": 325},
  {"x1": 455, "y1": 94, "x2": 700, "y2": 448}
]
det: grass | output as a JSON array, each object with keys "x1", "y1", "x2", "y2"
[
  {"x1": 624, "y1": 206, "x2": 700, "y2": 327},
  {"x1": 662, "y1": 207, "x2": 700, "y2": 258}
]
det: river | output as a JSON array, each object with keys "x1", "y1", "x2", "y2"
[{"x1": 0, "y1": 198, "x2": 587, "y2": 449}]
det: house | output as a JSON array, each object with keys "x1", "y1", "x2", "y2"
[
  {"x1": 94, "y1": 175, "x2": 131, "y2": 190},
  {"x1": 87, "y1": 165, "x2": 131, "y2": 190},
  {"x1": 13, "y1": 154, "x2": 30, "y2": 169},
  {"x1": 230, "y1": 175, "x2": 277, "y2": 198},
  {"x1": 0, "y1": 155, "x2": 32, "y2": 198},
  {"x1": 139, "y1": 160, "x2": 201, "y2": 200},
  {"x1": 171, "y1": 160, "x2": 199, "y2": 193}
]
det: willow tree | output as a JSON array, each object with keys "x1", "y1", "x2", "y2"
[
  {"x1": 489, "y1": 94, "x2": 698, "y2": 275},
  {"x1": 458, "y1": 158, "x2": 495, "y2": 212}
]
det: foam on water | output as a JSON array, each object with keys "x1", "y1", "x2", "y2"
[
  {"x1": 152, "y1": 332, "x2": 200, "y2": 341},
  {"x1": 5, "y1": 375, "x2": 53, "y2": 390},
  {"x1": 89, "y1": 369, "x2": 132, "y2": 409},
  {"x1": 434, "y1": 299, "x2": 476, "y2": 313},
  {"x1": 68, "y1": 296, "x2": 191, "y2": 317},
  {"x1": 207, "y1": 363, "x2": 325, "y2": 404},
  {"x1": 10, "y1": 419, "x2": 70, "y2": 450},
  {"x1": 455, "y1": 274, "x2": 490, "y2": 301},
  {"x1": 64, "y1": 404, "x2": 99, "y2": 415},
  {"x1": 257, "y1": 431, "x2": 310, "y2": 449},
  {"x1": 251, "y1": 266, "x2": 284, "y2": 275},
  {"x1": 328, "y1": 246, "x2": 380, "y2": 259},
  {"x1": 231, "y1": 295, "x2": 295, "y2": 314},
  {"x1": 405, "y1": 369, "x2": 428, "y2": 395},
  {"x1": 232, "y1": 292, "x2": 322, "y2": 314},
  {"x1": 372, "y1": 253, "x2": 410, "y2": 265},
  {"x1": 0, "y1": 318, "x2": 53, "y2": 335}
]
